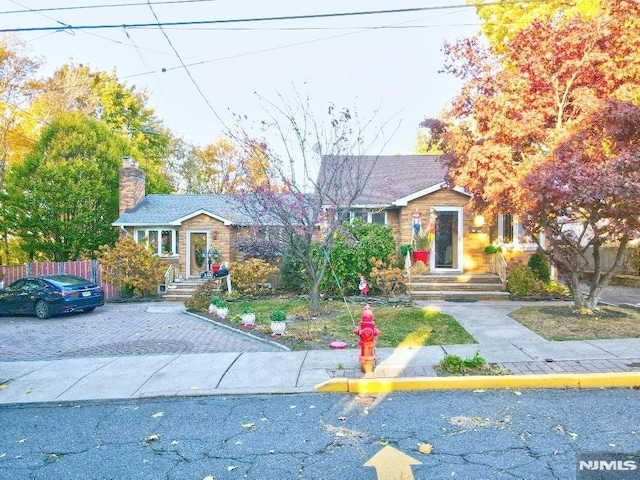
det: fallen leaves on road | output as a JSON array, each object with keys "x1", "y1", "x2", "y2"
[{"x1": 418, "y1": 443, "x2": 433, "y2": 454}]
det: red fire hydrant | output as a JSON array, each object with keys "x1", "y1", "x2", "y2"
[{"x1": 353, "y1": 304, "x2": 380, "y2": 373}]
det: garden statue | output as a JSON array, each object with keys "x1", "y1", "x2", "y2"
[{"x1": 359, "y1": 275, "x2": 369, "y2": 296}]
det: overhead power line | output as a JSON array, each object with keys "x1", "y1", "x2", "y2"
[
  {"x1": 0, "y1": 1, "x2": 547, "y2": 33},
  {"x1": 1, "y1": 0, "x2": 218, "y2": 15}
]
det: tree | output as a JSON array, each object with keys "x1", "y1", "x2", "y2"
[
  {"x1": 426, "y1": 0, "x2": 640, "y2": 309},
  {"x1": 523, "y1": 99, "x2": 640, "y2": 309},
  {"x1": 30, "y1": 63, "x2": 172, "y2": 193},
  {"x1": 471, "y1": 0, "x2": 600, "y2": 53},
  {"x1": 234, "y1": 91, "x2": 394, "y2": 315},
  {"x1": 0, "y1": 36, "x2": 41, "y2": 265},
  {"x1": 165, "y1": 136, "x2": 269, "y2": 194},
  {"x1": 3, "y1": 112, "x2": 133, "y2": 261}
]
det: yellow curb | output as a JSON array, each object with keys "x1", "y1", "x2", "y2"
[
  {"x1": 314, "y1": 378, "x2": 349, "y2": 393},
  {"x1": 314, "y1": 372, "x2": 640, "y2": 394}
]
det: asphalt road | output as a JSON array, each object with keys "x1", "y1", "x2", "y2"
[{"x1": 1, "y1": 389, "x2": 638, "y2": 479}]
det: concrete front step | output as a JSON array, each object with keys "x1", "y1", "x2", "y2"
[
  {"x1": 409, "y1": 290, "x2": 511, "y2": 301},
  {"x1": 409, "y1": 273, "x2": 502, "y2": 284},
  {"x1": 407, "y1": 273, "x2": 508, "y2": 301},
  {"x1": 409, "y1": 282, "x2": 504, "y2": 292},
  {"x1": 162, "y1": 278, "x2": 207, "y2": 302}
]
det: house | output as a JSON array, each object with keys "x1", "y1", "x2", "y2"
[
  {"x1": 318, "y1": 154, "x2": 535, "y2": 274},
  {"x1": 113, "y1": 156, "x2": 535, "y2": 283},
  {"x1": 113, "y1": 158, "x2": 254, "y2": 280}
]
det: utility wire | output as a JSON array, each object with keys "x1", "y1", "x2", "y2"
[
  {"x1": 144, "y1": 0, "x2": 230, "y2": 131},
  {"x1": 0, "y1": 0, "x2": 549, "y2": 33},
  {"x1": 2, "y1": 0, "x2": 218, "y2": 15}
]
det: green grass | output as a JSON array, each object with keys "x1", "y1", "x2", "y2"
[{"x1": 195, "y1": 297, "x2": 476, "y2": 350}]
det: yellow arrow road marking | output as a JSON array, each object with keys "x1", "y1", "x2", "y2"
[{"x1": 364, "y1": 445, "x2": 422, "y2": 480}]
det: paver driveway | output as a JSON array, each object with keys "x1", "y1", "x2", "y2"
[{"x1": 0, "y1": 302, "x2": 281, "y2": 361}]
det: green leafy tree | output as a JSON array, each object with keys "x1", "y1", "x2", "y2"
[
  {"x1": 4, "y1": 112, "x2": 132, "y2": 261},
  {"x1": 30, "y1": 63, "x2": 172, "y2": 193}
]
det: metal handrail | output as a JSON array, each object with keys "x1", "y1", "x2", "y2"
[
  {"x1": 163, "y1": 264, "x2": 178, "y2": 292},
  {"x1": 488, "y1": 253, "x2": 508, "y2": 285}
]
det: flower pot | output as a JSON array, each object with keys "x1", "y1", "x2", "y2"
[
  {"x1": 216, "y1": 307, "x2": 229, "y2": 319},
  {"x1": 241, "y1": 312, "x2": 256, "y2": 328},
  {"x1": 270, "y1": 321, "x2": 286, "y2": 336},
  {"x1": 413, "y1": 251, "x2": 429, "y2": 264},
  {"x1": 208, "y1": 303, "x2": 217, "y2": 315}
]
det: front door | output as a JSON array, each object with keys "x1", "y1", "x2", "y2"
[
  {"x1": 432, "y1": 208, "x2": 463, "y2": 272},
  {"x1": 187, "y1": 231, "x2": 208, "y2": 278}
]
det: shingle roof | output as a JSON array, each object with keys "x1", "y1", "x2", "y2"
[
  {"x1": 114, "y1": 155, "x2": 450, "y2": 227},
  {"x1": 113, "y1": 194, "x2": 254, "y2": 226},
  {"x1": 318, "y1": 154, "x2": 448, "y2": 206}
]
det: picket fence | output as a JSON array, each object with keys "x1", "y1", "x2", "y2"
[{"x1": 0, "y1": 260, "x2": 119, "y2": 300}]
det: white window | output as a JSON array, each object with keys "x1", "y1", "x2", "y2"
[
  {"x1": 490, "y1": 215, "x2": 536, "y2": 249},
  {"x1": 349, "y1": 210, "x2": 387, "y2": 225},
  {"x1": 135, "y1": 228, "x2": 178, "y2": 256}
]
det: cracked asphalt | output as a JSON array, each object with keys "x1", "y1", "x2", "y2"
[
  {"x1": 0, "y1": 389, "x2": 638, "y2": 479},
  {"x1": 0, "y1": 302, "x2": 280, "y2": 362}
]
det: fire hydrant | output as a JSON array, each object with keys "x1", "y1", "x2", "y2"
[{"x1": 353, "y1": 304, "x2": 380, "y2": 373}]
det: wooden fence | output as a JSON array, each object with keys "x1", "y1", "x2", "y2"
[{"x1": 0, "y1": 260, "x2": 119, "y2": 300}]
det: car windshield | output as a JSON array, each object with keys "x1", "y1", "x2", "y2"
[{"x1": 45, "y1": 275, "x2": 92, "y2": 288}]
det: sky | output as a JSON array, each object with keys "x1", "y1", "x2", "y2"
[{"x1": 3, "y1": 0, "x2": 482, "y2": 155}]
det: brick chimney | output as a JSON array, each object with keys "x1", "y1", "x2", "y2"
[{"x1": 119, "y1": 157, "x2": 146, "y2": 216}]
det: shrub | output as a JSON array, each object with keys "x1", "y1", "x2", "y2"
[
  {"x1": 505, "y1": 263, "x2": 543, "y2": 297},
  {"x1": 321, "y1": 221, "x2": 397, "y2": 296},
  {"x1": 229, "y1": 258, "x2": 279, "y2": 296},
  {"x1": 527, "y1": 248, "x2": 551, "y2": 284},
  {"x1": 97, "y1": 237, "x2": 165, "y2": 297},
  {"x1": 369, "y1": 256, "x2": 406, "y2": 297},
  {"x1": 185, "y1": 280, "x2": 226, "y2": 310},
  {"x1": 543, "y1": 281, "x2": 570, "y2": 297}
]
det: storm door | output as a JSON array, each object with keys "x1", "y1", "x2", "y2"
[{"x1": 432, "y1": 208, "x2": 463, "y2": 272}]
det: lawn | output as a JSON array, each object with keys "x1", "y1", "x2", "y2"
[
  {"x1": 509, "y1": 304, "x2": 640, "y2": 341},
  {"x1": 191, "y1": 297, "x2": 476, "y2": 350}
]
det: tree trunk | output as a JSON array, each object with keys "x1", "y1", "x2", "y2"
[{"x1": 567, "y1": 272, "x2": 587, "y2": 309}]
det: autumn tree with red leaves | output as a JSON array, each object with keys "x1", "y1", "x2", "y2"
[{"x1": 425, "y1": 0, "x2": 640, "y2": 309}]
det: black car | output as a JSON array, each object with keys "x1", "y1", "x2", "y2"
[{"x1": 0, "y1": 274, "x2": 104, "y2": 319}]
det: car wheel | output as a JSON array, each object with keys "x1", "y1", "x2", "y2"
[
  {"x1": 83, "y1": 307, "x2": 96, "y2": 313},
  {"x1": 35, "y1": 300, "x2": 52, "y2": 319}
]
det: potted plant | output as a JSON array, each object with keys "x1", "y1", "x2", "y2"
[
  {"x1": 269, "y1": 309, "x2": 287, "y2": 336},
  {"x1": 240, "y1": 304, "x2": 256, "y2": 328},
  {"x1": 209, "y1": 296, "x2": 229, "y2": 319},
  {"x1": 412, "y1": 229, "x2": 430, "y2": 264}
]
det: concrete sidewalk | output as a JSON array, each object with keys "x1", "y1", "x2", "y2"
[{"x1": 1, "y1": 301, "x2": 639, "y2": 404}]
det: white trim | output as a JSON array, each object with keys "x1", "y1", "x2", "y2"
[
  {"x1": 172, "y1": 209, "x2": 233, "y2": 226},
  {"x1": 394, "y1": 183, "x2": 471, "y2": 206}
]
